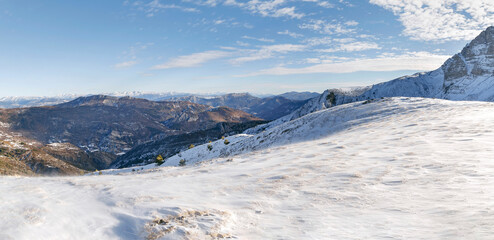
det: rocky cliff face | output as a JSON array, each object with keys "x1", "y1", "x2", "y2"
[{"x1": 441, "y1": 26, "x2": 494, "y2": 99}]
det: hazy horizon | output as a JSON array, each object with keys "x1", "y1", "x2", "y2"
[{"x1": 0, "y1": 90, "x2": 313, "y2": 99}]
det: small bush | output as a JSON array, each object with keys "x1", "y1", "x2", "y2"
[
  {"x1": 188, "y1": 144, "x2": 195, "y2": 149},
  {"x1": 179, "y1": 159, "x2": 186, "y2": 166},
  {"x1": 224, "y1": 139, "x2": 230, "y2": 145},
  {"x1": 221, "y1": 136, "x2": 225, "y2": 140},
  {"x1": 207, "y1": 144, "x2": 213, "y2": 151},
  {"x1": 155, "y1": 154, "x2": 164, "y2": 166}
]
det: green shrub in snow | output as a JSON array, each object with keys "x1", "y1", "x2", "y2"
[{"x1": 155, "y1": 155, "x2": 164, "y2": 166}]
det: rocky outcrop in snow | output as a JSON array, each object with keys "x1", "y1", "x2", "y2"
[{"x1": 441, "y1": 26, "x2": 494, "y2": 100}]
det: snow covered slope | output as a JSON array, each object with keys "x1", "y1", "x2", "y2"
[
  {"x1": 248, "y1": 27, "x2": 494, "y2": 134},
  {"x1": 1, "y1": 97, "x2": 494, "y2": 239}
]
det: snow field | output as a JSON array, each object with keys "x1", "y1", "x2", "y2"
[{"x1": 1, "y1": 97, "x2": 494, "y2": 239}]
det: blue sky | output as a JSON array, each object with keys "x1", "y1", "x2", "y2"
[{"x1": 1, "y1": 0, "x2": 493, "y2": 97}]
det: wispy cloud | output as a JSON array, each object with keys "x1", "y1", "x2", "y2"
[
  {"x1": 231, "y1": 44, "x2": 307, "y2": 64},
  {"x1": 224, "y1": 0, "x2": 305, "y2": 19},
  {"x1": 242, "y1": 35, "x2": 275, "y2": 43},
  {"x1": 122, "y1": 42, "x2": 154, "y2": 60},
  {"x1": 370, "y1": 0, "x2": 494, "y2": 41},
  {"x1": 318, "y1": 41, "x2": 381, "y2": 52},
  {"x1": 213, "y1": 19, "x2": 226, "y2": 24},
  {"x1": 116, "y1": 42, "x2": 153, "y2": 69},
  {"x1": 299, "y1": 19, "x2": 357, "y2": 35},
  {"x1": 301, "y1": 0, "x2": 335, "y2": 8},
  {"x1": 236, "y1": 41, "x2": 250, "y2": 47},
  {"x1": 114, "y1": 61, "x2": 138, "y2": 69},
  {"x1": 127, "y1": 0, "x2": 200, "y2": 17},
  {"x1": 304, "y1": 36, "x2": 333, "y2": 46},
  {"x1": 151, "y1": 50, "x2": 231, "y2": 69},
  {"x1": 303, "y1": 37, "x2": 380, "y2": 52},
  {"x1": 237, "y1": 52, "x2": 450, "y2": 76},
  {"x1": 277, "y1": 30, "x2": 303, "y2": 38}
]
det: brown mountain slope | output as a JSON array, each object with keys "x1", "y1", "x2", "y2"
[
  {"x1": 1, "y1": 95, "x2": 261, "y2": 155},
  {"x1": 0, "y1": 139, "x2": 85, "y2": 176},
  {"x1": 0, "y1": 95, "x2": 262, "y2": 175}
]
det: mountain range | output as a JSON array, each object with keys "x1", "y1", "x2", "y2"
[
  {"x1": 0, "y1": 91, "x2": 318, "y2": 109},
  {"x1": 2, "y1": 27, "x2": 494, "y2": 176},
  {"x1": 0, "y1": 95, "x2": 264, "y2": 175},
  {"x1": 170, "y1": 93, "x2": 311, "y2": 120},
  {"x1": 0, "y1": 92, "x2": 191, "y2": 109},
  {"x1": 0, "y1": 92, "x2": 315, "y2": 174}
]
